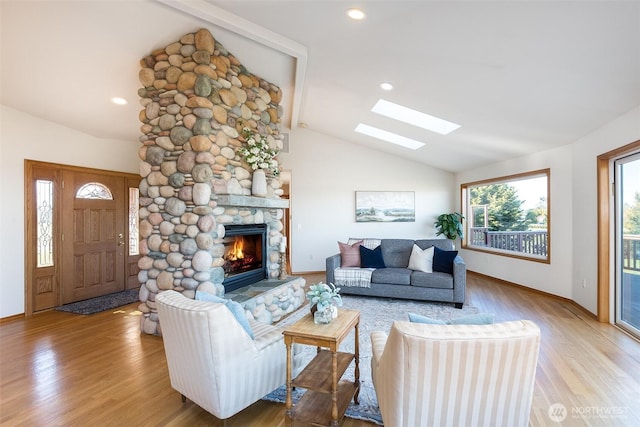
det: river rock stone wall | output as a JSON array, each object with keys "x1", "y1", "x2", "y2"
[{"x1": 136, "y1": 29, "x2": 287, "y2": 335}]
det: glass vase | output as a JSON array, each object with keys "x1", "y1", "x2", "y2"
[{"x1": 313, "y1": 307, "x2": 332, "y2": 324}]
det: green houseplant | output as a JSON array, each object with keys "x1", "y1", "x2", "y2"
[{"x1": 434, "y1": 212, "x2": 465, "y2": 240}]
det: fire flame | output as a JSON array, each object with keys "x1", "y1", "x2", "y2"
[{"x1": 227, "y1": 237, "x2": 245, "y2": 261}]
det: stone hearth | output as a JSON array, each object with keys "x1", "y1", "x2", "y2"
[
  {"x1": 136, "y1": 29, "x2": 288, "y2": 335},
  {"x1": 226, "y1": 276, "x2": 306, "y2": 324}
]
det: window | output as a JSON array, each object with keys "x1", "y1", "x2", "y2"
[
  {"x1": 461, "y1": 169, "x2": 550, "y2": 263},
  {"x1": 128, "y1": 187, "x2": 140, "y2": 255},
  {"x1": 76, "y1": 182, "x2": 113, "y2": 200},
  {"x1": 36, "y1": 179, "x2": 54, "y2": 267}
]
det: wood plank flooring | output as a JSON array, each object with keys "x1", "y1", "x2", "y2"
[{"x1": 1, "y1": 272, "x2": 639, "y2": 426}]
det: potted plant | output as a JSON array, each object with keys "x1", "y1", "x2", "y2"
[
  {"x1": 306, "y1": 282, "x2": 342, "y2": 323},
  {"x1": 434, "y1": 212, "x2": 465, "y2": 240}
]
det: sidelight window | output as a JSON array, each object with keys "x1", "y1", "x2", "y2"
[
  {"x1": 36, "y1": 180, "x2": 54, "y2": 267},
  {"x1": 129, "y1": 187, "x2": 140, "y2": 255}
]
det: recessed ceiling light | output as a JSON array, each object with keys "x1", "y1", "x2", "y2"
[
  {"x1": 346, "y1": 8, "x2": 367, "y2": 20},
  {"x1": 380, "y1": 82, "x2": 393, "y2": 91},
  {"x1": 372, "y1": 99, "x2": 461, "y2": 135},
  {"x1": 355, "y1": 123, "x2": 425, "y2": 150},
  {"x1": 110, "y1": 97, "x2": 128, "y2": 105}
]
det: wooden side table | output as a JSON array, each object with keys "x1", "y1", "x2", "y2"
[{"x1": 283, "y1": 308, "x2": 360, "y2": 427}]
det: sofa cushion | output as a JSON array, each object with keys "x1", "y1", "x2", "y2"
[
  {"x1": 432, "y1": 246, "x2": 458, "y2": 274},
  {"x1": 360, "y1": 245, "x2": 386, "y2": 268},
  {"x1": 448, "y1": 313, "x2": 495, "y2": 324},
  {"x1": 195, "y1": 291, "x2": 254, "y2": 339},
  {"x1": 338, "y1": 240, "x2": 362, "y2": 267},
  {"x1": 349, "y1": 238, "x2": 381, "y2": 250},
  {"x1": 415, "y1": 239, "x2": 454, "y2": 252},
  {"x1": 408, "y1": 312, "x2": 495, "y2": 325},
  {"x1": 410, "y1": 271, "x2": 454, "y2": 289},
  {"x1": 408, "y1": 244, "x2": 434, "y2": 273},
  {"x1": 371, "y1": 267, "x2": 411, "y2": 285},
  {"x1": 380, "y1": 239, "x2": 414, "y2": 268},
  {"x1": 407, "y1": 312, "x2": 445, "y2": 324}
]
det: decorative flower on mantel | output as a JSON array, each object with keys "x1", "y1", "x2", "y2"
[{"x1": 238, "y1": 127, "x2": 280, "y2": 176}]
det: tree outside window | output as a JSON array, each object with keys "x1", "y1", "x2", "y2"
[
  {"x1": 462, "y1": 169, "x2": 550, "y2": 263},
  {"x1": 624, "y1": 192, "x2": 640, "y2": 234}
]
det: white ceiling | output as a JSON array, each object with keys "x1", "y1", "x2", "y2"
[{"x1": 2, "y1": 0, "x2": 639, "y2": 173}]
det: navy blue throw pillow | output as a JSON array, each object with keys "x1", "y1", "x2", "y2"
[
  {"x1": 359, "y1": 245, "x2": 386, "y2": 268},
  {"x1": 432, "y1": 246, "x2": 458, "y2": 274}
]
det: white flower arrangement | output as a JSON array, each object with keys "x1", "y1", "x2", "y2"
[
  {"x1": 238, "y1": 127, "x2": 280, "y2": 176},
  {"x1": 306, "y1": 282, "x2": 342, "y2": 312}
]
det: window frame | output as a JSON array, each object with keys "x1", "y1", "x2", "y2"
[{"x1": 461, "y1": 168, "x2": 551, "y2": 264}]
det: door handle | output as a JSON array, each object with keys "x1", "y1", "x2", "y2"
[{"x1": 118, "y1": 241, "x2": 125, "y2": 247}]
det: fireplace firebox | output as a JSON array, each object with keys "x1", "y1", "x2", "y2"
[{"x1": 222, "y1": 224, "x2": 268, "y2": 292}]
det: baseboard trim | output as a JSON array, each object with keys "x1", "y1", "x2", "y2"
[
  {"x1": 0, "y1": 313, "x2": 25, "y2": 324},
  {"x1": 467, "y1": 270, "x2": 598, "y2": 321},
  {"x1": 290, "y1": 270, "x2": 325, "y2": 276}
]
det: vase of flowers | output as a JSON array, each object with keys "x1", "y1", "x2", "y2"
[
  {"x1": 251, "y1": 169, "x2": 267, "y2": 197},
  {"x1": 306, "y1": 282, "x2": 342, "y2": 324},
  {"x1": 238, "y1": 127, "x2": 279, "y2": 197}
]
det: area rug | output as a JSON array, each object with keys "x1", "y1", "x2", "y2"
[
  {"x1": 262, "y1": 295, "x2": 479, "y2": 425},
  {"x1": 55, "y1": 289, "x2": 139, "y2": 315}
]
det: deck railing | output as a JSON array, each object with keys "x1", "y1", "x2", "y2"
[
  {"x1": 623, "y1": 235, "x2": 640, "y2": 272},
  {"x1": 469, "y1": 228, "x2": 548, "y2": 256},
  {"x1": 469, "y1": 229, "x2": 640, "y2": 270}
]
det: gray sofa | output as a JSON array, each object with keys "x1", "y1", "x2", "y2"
[{"x1": 326, "y1": 238, "x2": 466, "y2": 308}]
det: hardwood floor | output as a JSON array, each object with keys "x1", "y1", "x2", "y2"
[{"x1": 1, "y1": 272, "x2": 639, "y2": 426}]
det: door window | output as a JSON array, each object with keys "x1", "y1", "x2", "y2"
[{"x1": 76, "y1": 182, "x2": 113, "y2": 200}]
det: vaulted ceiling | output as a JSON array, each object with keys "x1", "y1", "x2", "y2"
[{"x1": 2, "y1": 0, "x2": 639, "y2": 172}]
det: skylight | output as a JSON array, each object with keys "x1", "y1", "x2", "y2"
[
  {"x1": 354, "y1": 124, "x2": 425, "y2": 150},
  {"x1": 371, "y1": 99, "x2": 461, "y2": 135},
  {"x1": 346, "y1": 8, "x2": 367, "y2": 20}
]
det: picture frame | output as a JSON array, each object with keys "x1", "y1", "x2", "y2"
[{"x1": 355, "y1": 191, "x2": 415, "y2": 222}]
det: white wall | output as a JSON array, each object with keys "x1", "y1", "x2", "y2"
[
  {"x1": 456, "y1": 105, "x2": 640, "y2": 314},
  {"x1": 0, "y1": 105, "x2": 139, "y2": 318},
  {"x1": 571, "y1": 106, "x2": 640, "y2": 313},
  {"x1": 280, "y1": 127, "x2": 456, "y2": 273},
  {"x1": 456, "y1": 144, "x2": 574, "y2": 300}
]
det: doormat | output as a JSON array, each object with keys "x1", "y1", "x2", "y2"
[{"x1": 55, "y1": 289, "x2": 139, "y2": 315}]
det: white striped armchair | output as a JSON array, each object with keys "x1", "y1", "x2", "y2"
[
  {"x1": 371, "y1": 320, "x2": 540, "y2": 427},
  {"x1": 156, "y1": 290, "x2": 300, "y2": 420}
]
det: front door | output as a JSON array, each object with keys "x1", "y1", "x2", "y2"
[{"x1": 60, "y1": 171, "x2": 126, "y2": 304}]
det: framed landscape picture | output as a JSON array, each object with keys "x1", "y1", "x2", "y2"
[{"x1": 355, "y1": 191, "x2": 415, "y2": 222}]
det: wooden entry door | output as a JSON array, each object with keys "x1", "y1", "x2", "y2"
[{"x1": 60, "y1": 171, "x2": 126, "y2": 304}]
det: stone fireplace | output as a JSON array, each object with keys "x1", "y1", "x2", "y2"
[{"x1": 136, "y1": 29, "x2": 296, "y2": 335}]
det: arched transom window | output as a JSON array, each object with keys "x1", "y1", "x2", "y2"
[{"x1": 75, "y1": 182, "x2": 113, "y2": 200}]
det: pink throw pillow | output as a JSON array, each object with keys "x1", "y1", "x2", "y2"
[{"x1": 338, "y1": 240, "x2": 363, "y2": 267}]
